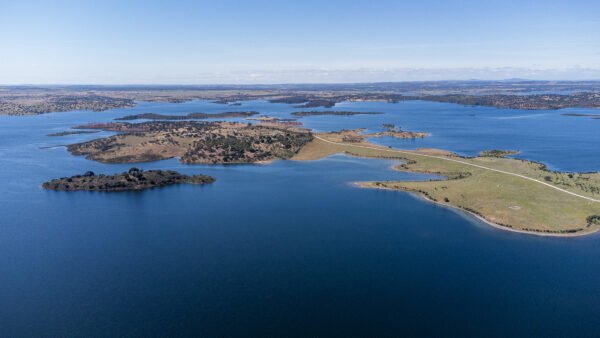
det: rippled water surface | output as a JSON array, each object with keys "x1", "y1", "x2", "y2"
[{"x1": 1, "y1": 100, "x2": 599, "y2": 336}]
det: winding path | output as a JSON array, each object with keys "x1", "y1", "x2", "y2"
[{"x1": 315, "y1": 135, "x2": 600, "y2": 204}]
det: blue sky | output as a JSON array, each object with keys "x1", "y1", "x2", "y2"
[{"x1": 0, "y1": 0, "x2": 598, "y2": 83}]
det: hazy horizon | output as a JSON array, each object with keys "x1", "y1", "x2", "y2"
[
  {"x1": 4, "y1": 74, "x2": 600, "y2": 87},
  {"x1": 1, "y1": 0, "x2": 598, "y2": 84}
]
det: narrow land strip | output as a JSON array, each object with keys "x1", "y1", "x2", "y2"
[
  {"x1": 294, "y1": 135, "x2": 600, "y2": 235},
  {"x1": 315, "y1": 135, "x2": 600, "y2": 203}
]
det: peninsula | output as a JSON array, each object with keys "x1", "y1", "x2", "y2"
[
  {"x1": 292, "y1": 134, "x2": 600, "y2": 236},
  {"x1": 42, "y1": 169, "x2": 215, "y2": 191}
]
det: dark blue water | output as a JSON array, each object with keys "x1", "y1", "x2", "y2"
[{"x1": 1, "y1": 100, "x2": 600, "y2": 336}]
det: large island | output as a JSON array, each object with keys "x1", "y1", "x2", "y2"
[{"x1": 67, "y1": 121, "x2": 314, "y2": 164}]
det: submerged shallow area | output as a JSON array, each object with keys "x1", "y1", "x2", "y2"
[{"x1": 1, "y1": 100, "x2": 600, "y2": 336}]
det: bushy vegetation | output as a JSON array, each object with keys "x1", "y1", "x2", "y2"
[
  {"x1": 421, "y1": 92, "x2": 600, "y2": 110},
  {"x1": 587, "y1": 215, "x2": 600, "y2": 226},
  {"x1": 182, "y1": 125, "x2": 313, "y2": 164},
  {"x1": 480, "y1": 150, "x2": 520, "y2": 158},
  {"x1": 67, "y1": 121, "x2": 313, "y2": 164},
  {"x1": 1, "y1": 95, "x2": 135, "y2": 116},
  {"x1": 42, "y1": 169, "x2": 215, "y2": 191},
  {"x1": 47, "y1": 130, "x2": 99, "y2": 137},
  {"x1": 291, "y1": 111, "x2": 383, "y2": 116},
  {"x1": 115, "y1": 111, "x2": 258, "y2": 121}
]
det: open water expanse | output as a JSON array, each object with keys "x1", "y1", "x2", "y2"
[{"x1": 1, "y1": 99, "x2": 600, "y2": 336}]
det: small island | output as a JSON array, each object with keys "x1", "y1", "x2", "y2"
[
  {"x1": 244, "y1": 116, "x2": 303, "y2": 128},
  {"x1": 318, "y1": 128, "x2": 428, "y2": 143},
  {"x1": 379, "y1": 124, "x2": 428, "y2": 138},
  {"x1": 114, "y1": 111, "x2": 258, "y2": 121},
  {"x1": 245, "y1": 116, "x2": 283, "y2": 121},
  {"x1": 47, "y1": 130, "x2": 100, "y2": 137},
  {"x1": 291, "y1": 111, "x2": 384, "y2": 117},
  {"x1": 562, "y1": 113, "x2": 600, "y2": 119},
  {"x1": 480, "y1": 150, "x2": 520, "y2": 157},
  {"x1": 42, "y1": 168, "x2": 215, "y2": 191}
]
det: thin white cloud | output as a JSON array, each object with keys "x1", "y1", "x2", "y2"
[
  {"x1": 3, "y1": 67, "x2": 599, "y2": 85},
  {"x1": 164, "y1": 67, "x2": 600, "y2": 84}
]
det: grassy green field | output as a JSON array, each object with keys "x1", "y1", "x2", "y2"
[{"x1": 292, "y1": 136, "x2": 600, "y2": 236}]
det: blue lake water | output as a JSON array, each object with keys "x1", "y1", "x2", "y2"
[{"x1": 1, "y1": 100, "x2": 600, "y2": 336}]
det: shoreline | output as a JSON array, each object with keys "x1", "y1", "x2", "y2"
[{"x1": 352, "y1": 181, "x2": 599, "y2": 237}]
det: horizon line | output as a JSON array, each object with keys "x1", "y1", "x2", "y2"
[{"x1": 3, "y1": 79, "x2": 600, "y2": 87}]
